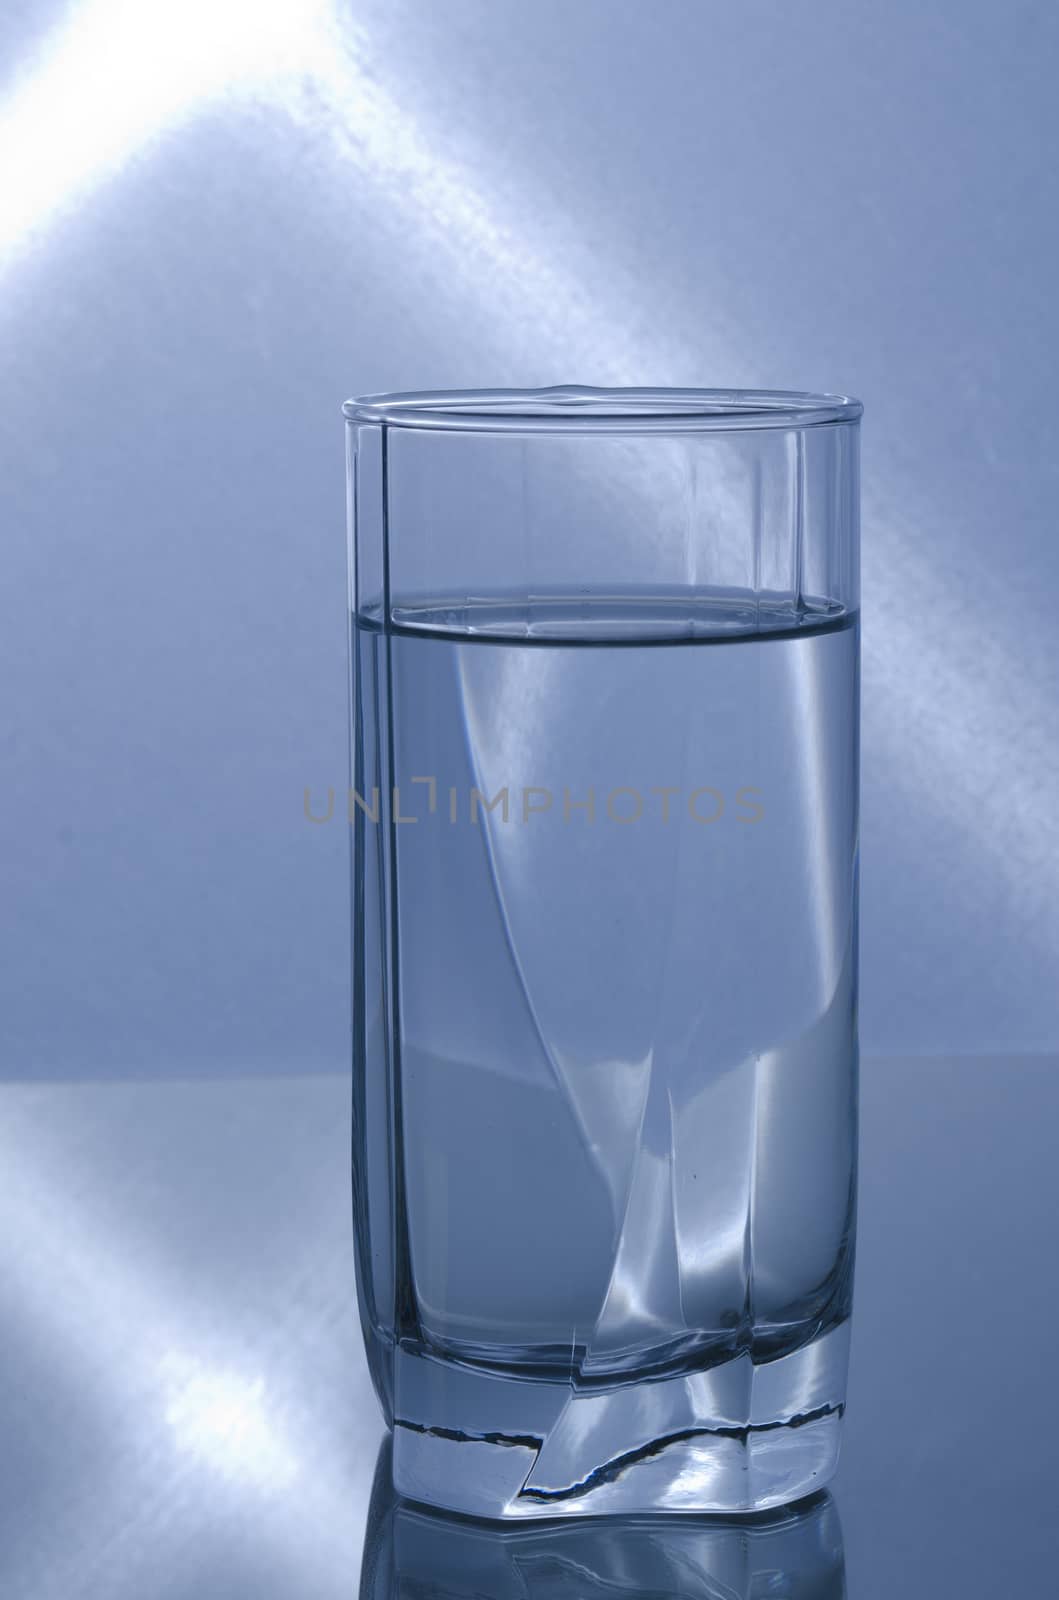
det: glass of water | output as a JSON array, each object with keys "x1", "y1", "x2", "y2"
[{"x1": 343, "y1": 388, "x2": 861, "y2": 1518}]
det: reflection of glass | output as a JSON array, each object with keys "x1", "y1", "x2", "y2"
[
  {"x1": 345, "y1": 389, "x2": 861, "y2": 1517},
  {"x1": 360, "y1": 1437, "x2": 846, "y2": 1600}
]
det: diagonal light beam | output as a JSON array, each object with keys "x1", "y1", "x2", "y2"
[{"x1": 1, "y1": 0, "x2": 1055, "y2": 993}]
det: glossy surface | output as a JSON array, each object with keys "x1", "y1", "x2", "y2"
[
  {"x1": 2, "y1": 1057, "x2": 1056, "y2": 1596},
  {"x1": 364, "y1": 1455, "x2": 848, "y2": 1599},
  {"x1": 3, "y1": 3, "x2": 1059, "y2": 1078}
]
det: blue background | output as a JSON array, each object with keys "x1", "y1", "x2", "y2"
[{"x1": 3, "y1": 0, "x2": 1058, "y2": 1078}]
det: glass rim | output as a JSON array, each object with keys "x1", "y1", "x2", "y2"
[{"x1": 342, "y1": 386, "x2": 862, "y2": 433}]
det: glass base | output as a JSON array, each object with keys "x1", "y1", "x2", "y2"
[{"x1": 390, "y1": 1321, "x2": 849, "y2": 1518}]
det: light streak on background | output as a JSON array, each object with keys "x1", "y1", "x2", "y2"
[
  {"x1": 0, "y1": 0, "x2": 1054, "y2": 1023},
  {"x1": 0, "y1": 1077, "x2": 374, "y2": 1598},
  {"x1": 0, "y1": 0, "x2": 324, "y2": 257}
]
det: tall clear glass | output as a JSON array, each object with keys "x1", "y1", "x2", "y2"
[{"x1": 344, "y1": 388, "x2": 861, "y2": 1518}]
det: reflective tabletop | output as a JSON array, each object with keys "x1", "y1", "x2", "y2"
[{"x1": 2, "y1": 1056, "x2": 1057, "y2": 1597}]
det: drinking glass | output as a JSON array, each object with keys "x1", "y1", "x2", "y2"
[{"x1": 344, "y1": 387, "x2": 861, "y2": 1518}]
